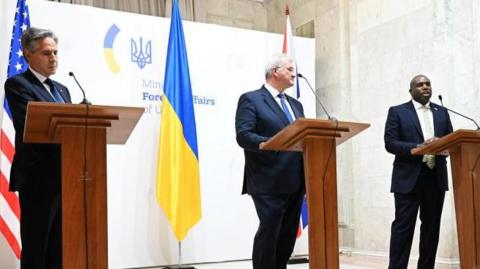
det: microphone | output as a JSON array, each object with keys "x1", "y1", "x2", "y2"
[
  {"x1": 68, "y1": 72, "x2": 91, "y2": 105},
  {"x1": 438, "y1": 95, "x2": 479, "y2": 130},
  {"x1": 296, "y1": 73, "x2": 335, "y2": 120}
]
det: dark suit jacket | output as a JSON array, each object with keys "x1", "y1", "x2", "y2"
[
  {"x1": 384, "y1": 100, "x2": 453, "y2": 193},
  {"x1": 4, "y1": 69, "x2": 72, "y2": 194},
  {"x1": 235, "y1": 86, "x2": 305, "y2": 195}
]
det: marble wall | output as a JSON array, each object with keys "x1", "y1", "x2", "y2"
[
  {"x1": 316, "y1": 0, "x2": 480, "y2": 265},
  {"x1": 192, "y1": 0, "x2": 268, "y2": 31}
]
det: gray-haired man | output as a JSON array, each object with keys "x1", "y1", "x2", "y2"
[{"x1": 235, "y1": 53, "x2": 305, "y2": 269}]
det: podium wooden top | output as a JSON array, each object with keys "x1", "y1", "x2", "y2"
[
  {"x1": 24, "y1": 102, "x2": 144, "y2": 144},
  {"x1": 261, "y1": 118, "x2": 370, "y2": 152},
  {"x1": 411, "y1": 129, "x2": 480, "y2": 155}
]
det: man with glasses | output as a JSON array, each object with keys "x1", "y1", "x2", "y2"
[
  {"x1": 5, "y1": 27, "x2": 71, "y2": 269},
  {"x1": 235, "y1": 53, "x2": 305, "y2": 269}
]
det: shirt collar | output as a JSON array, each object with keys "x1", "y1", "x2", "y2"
[
  {"x1": 412, "y1": 99, "x2": 431, "y2": 110},
  {"x1": 264, "y1": 83, "x2": 283, "y2": 98},
  {"x1": 29, "y1": 67, "x2": 48, "y2": 84}
]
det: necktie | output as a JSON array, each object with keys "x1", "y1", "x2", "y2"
[
  {"x1": 278, "y1": 93, "x2": 294, "y2": 123},
  {"x1": 421, "y1": 105, "x2": 435, "y2": 169},
  {"x1": 44, "y1": 78, "x2": 65, "y2": 103}
]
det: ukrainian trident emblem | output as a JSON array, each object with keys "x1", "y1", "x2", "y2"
[{"x1": 131, "y1": 37, "x2": 152, "y2": 69}]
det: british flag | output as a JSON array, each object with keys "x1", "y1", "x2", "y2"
[
  {"x1": 282, "y1": 4, "x2": 301, "y2": 99},
  {"x1": 0, "y1": 0, "x2": 30, "y2": 259},
  {"x1": 282, "y1": 4, "x2": 308, "y2": 237}
]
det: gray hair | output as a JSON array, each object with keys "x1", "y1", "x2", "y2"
[
  {"x1": 21, "y1": 27, "x2": 58, "y2": 53},
  {"x1": 264, "y1": 53, "x2": 293, "y2": 80}
]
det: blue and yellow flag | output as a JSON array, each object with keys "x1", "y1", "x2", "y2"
[{"x1": 156, "y1": 0, "x2": 201, "y2": 241}]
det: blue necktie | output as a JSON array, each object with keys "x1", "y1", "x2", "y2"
[
  {"x1": 45, "y1": 78, "x2": 65, "y2": 103},
  {"x1": 278, "y1": 93, "x2": 294, "y2": 123}
]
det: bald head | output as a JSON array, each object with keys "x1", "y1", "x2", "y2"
[{"x1": 409, "y1": 74, "x2": 432, "y2": 105}]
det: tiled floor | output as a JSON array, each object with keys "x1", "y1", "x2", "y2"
[
  {"x1": 152, "y1": 260, "x2": 365, "y2": 269},
  {"x1": 148, "y1": 254, "x2": 460, "y2": 269}
]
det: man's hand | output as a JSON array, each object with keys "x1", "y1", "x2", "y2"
[
  {"x1": 259, "y1": 142, "x2": 266, "y2": 149},
  {"x1": 422, "y1": 137, "x2": 439, "y2": 145},
  {"x1": 422, "y1": 137, "x2": 449, "y2": 156}
]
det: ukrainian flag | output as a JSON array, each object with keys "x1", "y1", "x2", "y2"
[{"x1": 156, "y1": 0, "x2": 201, "y2": 241}]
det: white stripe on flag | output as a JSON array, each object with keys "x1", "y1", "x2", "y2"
[
  {"x1": 2, "y1": 115, "x2": 15, "y2": 140},
  {"x1": 0, "y1": 194, "x2": 21, "y2": 243},
  {"x1": 283, "y1": 13, "x2": 300, "y2": 98},
  {"x1": 1, "y1": 154, "x2": 12, "y2": 180}
]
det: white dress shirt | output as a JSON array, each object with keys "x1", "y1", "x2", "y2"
[{"x1": 264, "y1": 83, "x2": 296, "y2": 120}]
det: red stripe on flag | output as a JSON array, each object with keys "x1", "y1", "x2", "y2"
[
  {"x1": 0, "y1": 173, "x2": 20, "y2": 219},
  {"x1": 0, "y1": 216, "x2": 21, "y2": 258},
  {"x1": 1, "y1": 130, "x2": 15, "y2": 162}
]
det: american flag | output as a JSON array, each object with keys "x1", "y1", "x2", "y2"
[{"x1": 0, "y1": 0, "x2": 30, "y2": 259}]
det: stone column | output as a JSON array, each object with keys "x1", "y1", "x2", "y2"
[{"x1": 315, "y1": 0, "x2": 355, "y2": 250}]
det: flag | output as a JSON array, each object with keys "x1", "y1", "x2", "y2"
[
  {"x1": 156, "y1": 0, "x2": 201, "y2": 241},
  {"x1": 282, "y1": 4, "x2": 301, "y2": 98},
  {"x1": 295, "y1": 196, "x2": 309, "y2": 237},
  {"x1": 1, "y1": 0, "x2": 30, "y2": 259},
  {"x1": 300, "y1": 196, "x2": 308, "y2": 229},
  {"x1": 283, "y1": 4, "x2": 308, "y2": 237}
]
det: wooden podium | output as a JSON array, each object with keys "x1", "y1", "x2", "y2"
[
  {"x1": 24, "y1": 102, "x2": 144, "y2": 269},
  {"x1": 262, "y1": 118, "x2": 370, "y2": 269},
  {"x1": 412, "y1": 129, "x2": 480, "y2": 268}
]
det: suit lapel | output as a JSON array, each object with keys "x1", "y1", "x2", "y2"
[
  {"x1": 286, "y1": 95, "x2": 303, "y2": 118},
  {"x1": 260, "y1": 87, "x2": 290, "y2": 126},
  {"x1": 24, "y1": 70, "x2": 56, "y2": 102},
  {"x1": 405, "y1": 101, "x2": 424, "y2": 139}
]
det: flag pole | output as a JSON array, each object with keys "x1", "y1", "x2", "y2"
[
  {"x1": 283, "y1": 3, "x2": 309, "y2": 264},
  {"x1": 163, "y1": 241, "x2": 196, "y2": 269},
  {"x1": 158, "y1": 0, "x2": 201, "y2": 267}
]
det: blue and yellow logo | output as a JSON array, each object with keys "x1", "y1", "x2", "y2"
[
  {"x1": 103, "y1": 24, "x2": 153, "y2": 73},
  {"x1": 103, "y1": 24, "x2": 120, "y2": 74}
]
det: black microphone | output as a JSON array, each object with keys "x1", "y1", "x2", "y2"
[
  {"x1": 296, "y1": 73, "x2": 335, "y2": 120},
  {"x1": 68, "y1": 72, "x2": 91, "y2": 105},
  {"x1": 438, "y1": 95, "x2": 479, "y2": 130},
  {"x1": 438, "y1": 94, "x2": 444, "y2": 106}
]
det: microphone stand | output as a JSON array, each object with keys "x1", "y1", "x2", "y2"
[
  {"x1": 295, "y1": 73, "x2": 338, "y2": 269},
  {"x1": 68, "y1": 71, "x2": 91, "y2": 268},
  {"x1": 69, "y1": 72, "x2": 91, "y2": 105},
  {"x1": 438, "y1": 95, "x2": 480, "y2": 130},
  {"x1": 297, "y1": 74, "x2": 335, "y2": 120}
]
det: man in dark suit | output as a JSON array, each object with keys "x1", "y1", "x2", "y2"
[
  {"x1": 4, "y1": 27, "x2": 71, "y2": 269},
  {"x1": 235, "y1": 53, "x2": 305, "y2": 269},
  {"x1": 385, "y1": 74, "x2": 453, "y2": 269}
]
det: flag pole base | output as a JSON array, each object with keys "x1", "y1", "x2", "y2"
[
  {"x1": 163, "y1": 265, "x2": 197, "y2": 269},
  {"x1": 287, "y1": 256, "x2": 309, "y2": 264}
]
